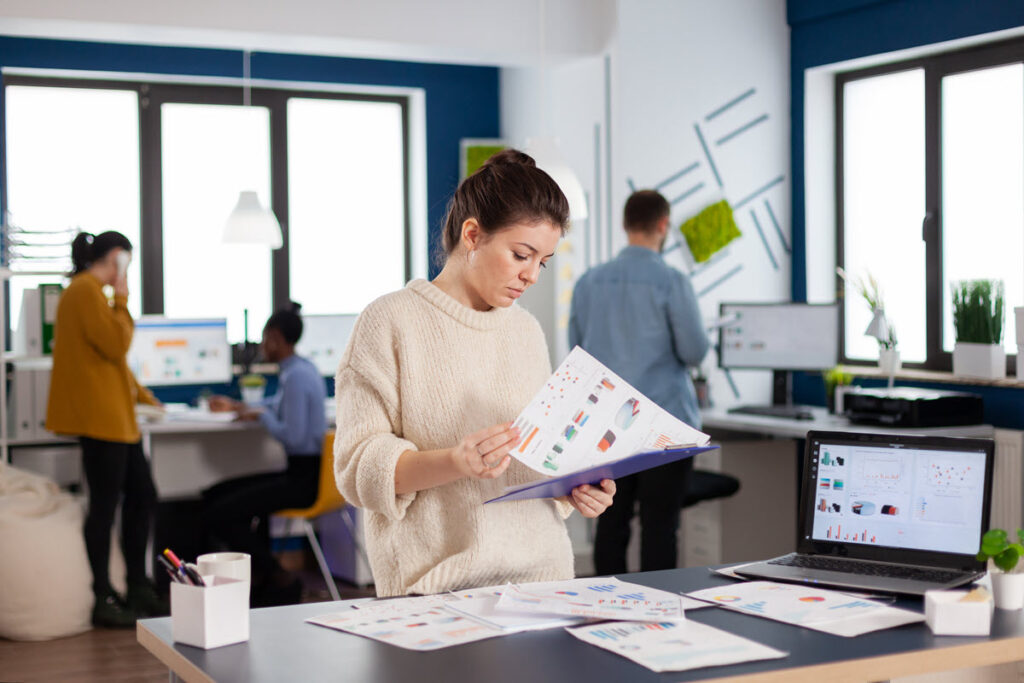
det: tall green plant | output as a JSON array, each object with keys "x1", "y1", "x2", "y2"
[{"x1": 951, "y1": 279, "x2": 1004, "y2": 344}]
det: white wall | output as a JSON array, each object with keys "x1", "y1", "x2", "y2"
[
  {"x1": 0, "y1": 0, "x2": 615, "y2": 66},
  {"x1": 509, "y1": 0, "x2": 792, "y2": 408}
]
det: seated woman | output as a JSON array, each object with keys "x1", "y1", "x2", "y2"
[{"x1": 206, "y1": 302, "x2": 326, "y2": 605}]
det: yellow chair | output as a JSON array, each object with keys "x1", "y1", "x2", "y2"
[{"x1": 276, "y1": 430, "x2": 367, "y2": 601}]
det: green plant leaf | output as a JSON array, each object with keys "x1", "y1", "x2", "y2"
[
  {"x1": 980, "y1": 528, "x2": 1009, "y2": 557},
  {"x1": 1017, "y1": 528, "x2": 1024, "y2": 544},
  {"x1": 994, "y1": 546, "x2": 1021, "y2": 573}
]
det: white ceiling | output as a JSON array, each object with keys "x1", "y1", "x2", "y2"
[{"x1": 0, "y1": 0, "x2": 617, "y2": 66}]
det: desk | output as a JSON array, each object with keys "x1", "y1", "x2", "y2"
[{"x1": 137, "y1": 565, "x2": 1024, "y2": 683}]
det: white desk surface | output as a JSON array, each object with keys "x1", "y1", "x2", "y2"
[{"x1": 701, "y1": 406, "x2": 995, "y2": 440}]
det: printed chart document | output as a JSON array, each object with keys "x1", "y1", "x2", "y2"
[
  {"x1": 566, "y1": 619, "x2": 787, "y2": 673},
  {"x1": 687, "y1": 581, "x2": 923, "y2": 637},
  {"x1": 443, "y1": 586, "x2": 583, "y2": 633},
  {"x1": 496, "y1": 577, "x2": 707, "y2": 621},
  {"x1": 307, "y1": 595, "x2": 503, "y2": 651},
  {"x1": 488, "y1": 347, "x2": 715, "y2": 503}
]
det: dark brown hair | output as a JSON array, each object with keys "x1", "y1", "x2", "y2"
[
  {"x1": 70, "y1": 230, "x2": 132, "y2": 275},
  {"x1": 440, "y1": 148, "x2": 570, "y2": 258},
  {"x1": 623, "y1": 190, "x2": 670, "y2": 234}
]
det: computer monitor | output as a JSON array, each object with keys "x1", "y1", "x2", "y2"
[
  {"x1": 129, "y1": 317, "x2": 232, "y2": 386},
  {"x1": 718, "y1": 302, "x2": 839, "y2": 371},
  {"x1": 295, "y1": 313, "x2": 359, "y2": 377}
]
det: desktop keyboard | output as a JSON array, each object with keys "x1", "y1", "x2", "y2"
[
  {"x1": 727, "y1": 404, "x2": 814, "y2": 420},
  {"x1": 767, "y1": 554, "x2": 969, "y2": 584}
]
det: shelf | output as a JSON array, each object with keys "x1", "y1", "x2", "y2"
[{"x1": 838, "y1": 365, "x2": 1024, "y2": 389}]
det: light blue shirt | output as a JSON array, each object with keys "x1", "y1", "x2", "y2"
[
  {"x1": 569, "y1": 245, "x2": 710, "y2": 429},
  {"x1": 259, "y1": 354, "x2": 327, "y2": 456}
]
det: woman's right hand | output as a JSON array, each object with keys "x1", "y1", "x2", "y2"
[
  {"x1": 113, "y1": 275, "x2": 129, "y2": 299},
  {"x1": 449, "y1": 422, "x2": 521, "y2": 480}
]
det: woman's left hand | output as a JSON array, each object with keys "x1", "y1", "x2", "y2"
[{"x1": 567, "y1": 479, "x2": 616, "y2": 518}]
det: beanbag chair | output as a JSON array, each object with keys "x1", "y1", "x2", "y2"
[{"x1": 0, "y1": 463, "x2": 92, "y2": 640}]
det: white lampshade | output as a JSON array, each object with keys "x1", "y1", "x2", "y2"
[
  {"x1": 527, "y1": 137, "x2": 589, "y2": 221},
  {"x1": 864, "y1": 307, "x2": 889, "y2": 343},
  {"x1": 224, "y1": 191, "x2": 283, "y2": 249}
]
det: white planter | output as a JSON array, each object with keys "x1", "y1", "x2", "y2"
[
  {"x1": 952, "y1": 342, "x2": 1006, "y2": 380},
  {"x1": 878, "y1": 349, "x2": 901, "y2": 375},
  {"x1": 240, "y1": 386, "x2": 265, "y2": 405},
  {"x1": 991, "y1": 571, "x2": 1024, "y2": 610}
]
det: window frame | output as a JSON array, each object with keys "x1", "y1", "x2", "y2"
[
  {"x1": 835, "y1": 36, "x2": 1024, "y2": 374},
  {"x1": 1, "y1": 74, "x2": 412, "y2": 323}
]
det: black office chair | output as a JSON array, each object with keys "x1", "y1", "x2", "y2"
[{"x1": 682, "y1": 470, "x2": 740, "y2": 508}]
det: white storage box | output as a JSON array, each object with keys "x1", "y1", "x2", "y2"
[
  {"x1": 171, "y1": 576, "x2": 249, "y2": 649},
  {"x1": 924, "y1": 588, "x2": 994, "y2": 636}
]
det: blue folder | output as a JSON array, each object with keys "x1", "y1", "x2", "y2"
[{"x1": 485, "y1": 445, "x2": 719, "y2": 504}]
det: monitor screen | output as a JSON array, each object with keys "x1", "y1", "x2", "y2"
[
  {"x1": 718, "y1": 302, "x2": 839, "y2": 370},
  {"x1": 807, "y1": 439, "x2": 989, "y2": 556},
  {"x1": 129, "y1": 318, "x2": 232, "y2": 386},
  {"x1": 295, "y1": 314, "x2": 359, "y2": 377}
]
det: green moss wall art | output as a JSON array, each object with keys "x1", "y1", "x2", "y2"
[{"x1": 679, "y1": 199, "x2": 742, "y2": 263}]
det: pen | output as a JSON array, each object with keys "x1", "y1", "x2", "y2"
[
  {"x1": 183, "y1": 563, "x2": 206, "y2": 587},
  {"x1": 157, "y1": 555, "x2": 185, "y2": 584},
  {"x1": 163, "y1": 548, "x2": 194, "y2": 585}
]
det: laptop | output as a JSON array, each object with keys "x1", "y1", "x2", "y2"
[{"x1": 736, "y1": 430, "x2": 995, "y2": 595}]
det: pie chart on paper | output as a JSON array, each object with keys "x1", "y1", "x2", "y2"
[{"x1": 615, "y1": 398, "x2": 640, "y2": 430}]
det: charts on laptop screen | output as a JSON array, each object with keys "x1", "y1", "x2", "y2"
[
  {"x1": 129, "y1": 318, "x2": 231, "y2": 386},
  {"x1": 808, "y1": 440, "x2": 988, "y2": 555},
  {"x1": 295, "y1": 314, "x2": 358, "y2": 377}
]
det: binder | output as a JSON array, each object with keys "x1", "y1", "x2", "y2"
[{"x1": 485, "y1": 444, "x2": 718, "y2": 503}]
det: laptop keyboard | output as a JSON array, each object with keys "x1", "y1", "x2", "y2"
[{"x1": 767, "y1": 554, "x2": 969, "y2": 584}]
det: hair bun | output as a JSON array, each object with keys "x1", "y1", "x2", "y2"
[
  {"x1": 289, "y1": 301, "x2": 302, "y2": 313},
  {"x1": 484, "y1": 148, "x2": 536, "y2": 169}
]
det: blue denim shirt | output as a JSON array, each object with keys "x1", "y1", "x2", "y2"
[
  {"x1": 569, "y1": 245, "x2": 709, "y2": 429},
  {"x1": 259, "y1": 354, "x2": 327, "y2": 456}
]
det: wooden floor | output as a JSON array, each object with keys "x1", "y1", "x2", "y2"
[{"x1": 0, "y1": 569, "x2": 374, "y2": 683}]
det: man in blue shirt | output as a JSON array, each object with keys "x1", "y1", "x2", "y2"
[
  {"x1": 570, "y1": 190, "x2": 709, "y2": 574},
  {"x1": 205, "y1": 303, "x2": 327, "y2": 605}
]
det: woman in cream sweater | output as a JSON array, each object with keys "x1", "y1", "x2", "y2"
[{"x1": 335, "y1": 150, "x2": 616, "y2": 596}]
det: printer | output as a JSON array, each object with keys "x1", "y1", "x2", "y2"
[{"x1": 843, "y1": 386, "x2": 984, "y2": 427}]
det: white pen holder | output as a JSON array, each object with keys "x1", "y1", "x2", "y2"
[{"x1": 171, "y1": 576, "x2": 250, "y2": 649}]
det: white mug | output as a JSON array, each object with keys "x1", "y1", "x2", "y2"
[{"x1": 197, "y1": 552, "x2": 251, "y2": 586}]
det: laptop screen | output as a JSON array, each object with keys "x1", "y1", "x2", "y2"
[{"x1": 808, "y1": 437, "x2": 989, "y2": 556}]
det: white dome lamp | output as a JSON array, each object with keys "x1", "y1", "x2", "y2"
[
  {"x1": 528, "y1": 137, "x2": 589, "y2": 221},
  {"x1": 223, "y1": 190, "x2": 283, "y2": 249}
]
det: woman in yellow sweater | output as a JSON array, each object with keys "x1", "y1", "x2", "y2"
[{"x1": 46, "y1": 231, "x2": 165, "y2": 628}]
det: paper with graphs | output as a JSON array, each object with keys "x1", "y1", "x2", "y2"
[
  {"x1": 687, "y1": 581, "x2": 924, "y2": 637},
  {"x1": 509, "y1": 346, "x2": 709, "y2": 475},
  {"x1": 567, "y1": 619, "x2": 787, "y2": 673},
  {"x1": 495, "y1": 576, "x2": 706, "y2": 621}
]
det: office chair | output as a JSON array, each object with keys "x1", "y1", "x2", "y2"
[
  {"x1": 682, "y1": 470, "x2": 740, "y2": 508},
  {"x1": 276, "y1": 430, "x2": 367, "y2": 601}
]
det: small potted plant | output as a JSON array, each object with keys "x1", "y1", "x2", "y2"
[
  {"x1": 837, "y1": 268, "x2": 899, "y2": 373},
  {"x1": 951, "y1": 279, "x2": 1005, "y2": 380},
  {"x1": 823, "y1": 366, "x2": 853, "y2": 414},
  {"x1": 239, "y1": 373, "x2": 266, "y2": 405},
  {"x1": 977, "y1": 528, "x2": 1024, "y2": 609}
]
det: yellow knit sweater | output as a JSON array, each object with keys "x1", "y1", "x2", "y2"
[
  {"x1": 334, "y1": 279, "x2": 574, "y2": 597},
  {"x1": 45, "y1": 273, "x2": 156, "y2": 443}
]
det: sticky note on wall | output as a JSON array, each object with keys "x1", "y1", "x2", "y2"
[{"x1": 679, "y1": 199, "x2": 742, "y2": 263}]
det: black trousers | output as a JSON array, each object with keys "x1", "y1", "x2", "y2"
[
  {"x1": 202, "y1": 455, "x2": 320, "y2": 583},
  {"x1": 80, "y1": 437, "x2": 158, "y2": 596},
  {"x1": 593, "y1": 458, "x2": 692, "y2": 575}
]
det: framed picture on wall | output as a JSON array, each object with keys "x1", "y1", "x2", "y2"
[{"x1": 460, "y1": 138, "x2": 508, "y2": 179}]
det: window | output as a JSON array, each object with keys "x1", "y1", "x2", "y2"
[
  {"x1": 287, "y1": 97, "x2": 406, "y2": 315},
  {"x1": 836, "y1": 38, "x2": 1024, "y2": 370},
  {"x1": 3, "y1": 85, "x2": 141, "y2": 321},
  {"x1": 2, "y1": 76, "x2": 411, "y2": 345}
]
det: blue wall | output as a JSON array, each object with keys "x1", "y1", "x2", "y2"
[
  {"x1": 0, "y1": 35, "x2": 500, "y2": 277},
  {"x1": 788, "y1": 0, "x2": 1024, "y2": 427}
]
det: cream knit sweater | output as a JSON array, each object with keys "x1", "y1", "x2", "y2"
[{"x1": 334, "y1": 279, "x2": 575, "y2": 596}]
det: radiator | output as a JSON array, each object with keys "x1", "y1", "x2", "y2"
[{"x1": 991, "y1": 429, "x2": 1024, "y2": 532}]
